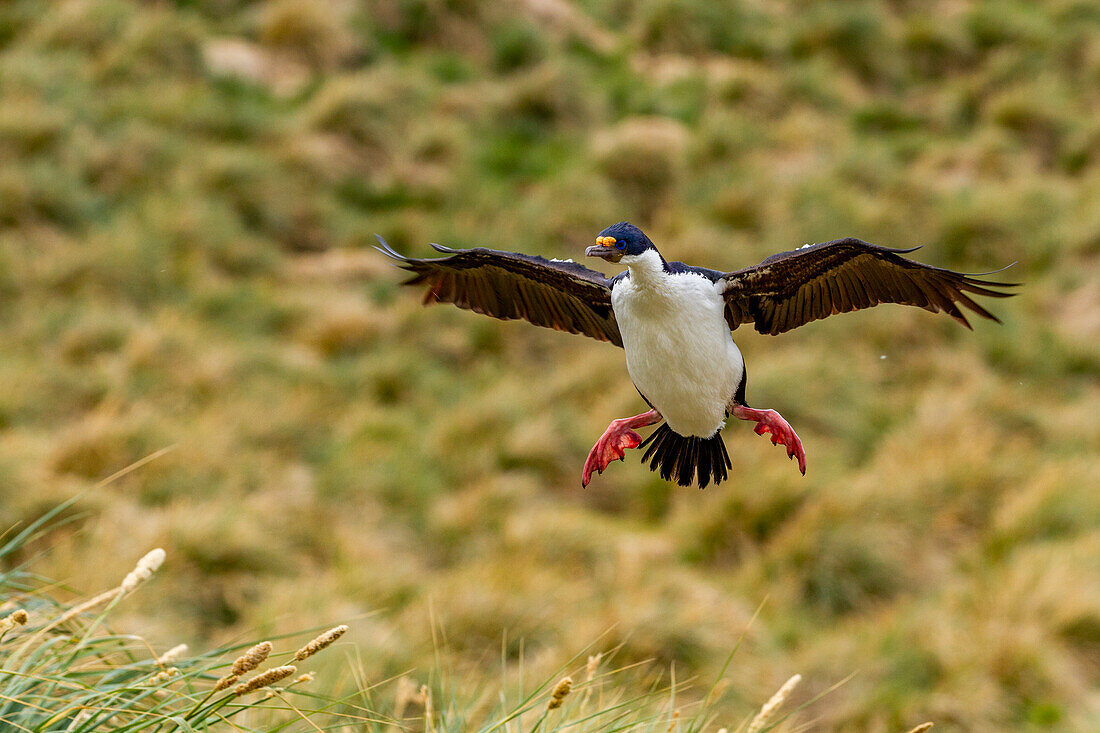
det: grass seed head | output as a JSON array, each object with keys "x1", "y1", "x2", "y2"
[
  {"x1": 120, "y1": 548, "x2": 166, "y2": 593},
  {"x1": 234, "y1": 665, "x2": 297, "y2": 695},
  {"x1": 213, "y1": 673, "x2": 240, "y2": 691},
  {"x1": 0, "y1": 609, "x2": 28, "y2": 632},
  {"x1": 294, "y1": 623, "x2": 348, "y2": 660},
  {"x1": 747, "y1": 674, "x2": 801, "y2": 733},
  {"x1": 582, "y1": 653, "x2": 601, "y2": 707},
  {"x1": 585, "y1": 653, "x2": 601, "y2": 681},
  {"x1": 149, "y1": 667, "x2": 180, "y2": 685},
  {"x1": 231, "y1": 641, "x2": 273, "y2": 675},
  {"x1": 548, "y1": 676, "x2": 573, "y2": 710},
  {"x1": 156, "y1": 643, "x2": 188, "y2": 665},
  {"x1": 905, "y1": 725, "x2": 934, "y2": 733},
  {"x1": 420, "y1": 684, "x2": 435, "y2": 733}
]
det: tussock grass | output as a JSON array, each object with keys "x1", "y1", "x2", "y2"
[
  {"x1": 0, "y1": 504, "x2": 828, "y2": 732},
  {"x1": 0, "y1": 504, "x2": 359, "y2": 730}
]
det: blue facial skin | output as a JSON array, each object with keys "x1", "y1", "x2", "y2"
[
  {"x1": 597, "y1": 222, "x2": 654, "y2": 257},
  {"x1": 586, "y1": 221, "x2": 656, "y2": 263}
]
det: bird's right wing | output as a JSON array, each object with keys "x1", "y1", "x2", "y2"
[
  {"x1": 720, "y1": 238, "x2": 1018, "y2": 335},
  {"x1": 376, "y1": 236, "x2": 622, "y2": 347}
]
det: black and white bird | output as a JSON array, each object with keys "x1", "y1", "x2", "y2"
[{"x1": 377, "y1": 222, "x2": 1016, "y2": 488}]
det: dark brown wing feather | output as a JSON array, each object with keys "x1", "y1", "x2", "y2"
[
  {"x1": 376, "y1": 236, "x2": 622, "y2": 346},
  {"x1": 721, "y1": 238, "x2": 1019, "y2": 335}
]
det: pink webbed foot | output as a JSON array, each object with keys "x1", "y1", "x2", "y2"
[
  {"x1": 732, "y1": 405, "x2": 807, "y2": 475},
  {"x1": 581, "y1": 409, "x2": 662, "y2": 487},
  {"x1": 582, "y1": 426, "x2": 641, "y2": 486}
]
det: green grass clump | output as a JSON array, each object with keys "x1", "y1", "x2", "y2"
[
  {"x1": 0, "y1": 504, "x2": 826, "y2": 733},
  {"x1": 0, "y1": 505, "x2": 356, "y2": 730}
]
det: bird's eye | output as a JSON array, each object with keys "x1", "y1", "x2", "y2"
[{"x1": 615, "y1": 240, "x2": 627, "y2": 250}]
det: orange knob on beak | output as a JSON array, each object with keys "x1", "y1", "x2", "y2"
[{"x1": 585, "y1": 236, "x2": 622, "y2": 262}]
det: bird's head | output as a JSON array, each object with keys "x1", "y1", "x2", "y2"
[{"x1": 585, "y1": 222, "x2": 656, "y2": 264}]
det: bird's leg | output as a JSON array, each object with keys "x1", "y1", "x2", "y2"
[
  {"x1": 582, "y1": 408, "x2": 662, "y2": 487},
  {"x1": 731, "y1": 404, "x2": 807, "y2": 475}
]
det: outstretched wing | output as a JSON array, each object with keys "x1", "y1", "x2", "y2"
[
  {"x1": 720, "y1": 238, "x2": 1019, "y2": 335},
  {"x1": 376, "y1": 236, "x2": 622, "y2": 346}
]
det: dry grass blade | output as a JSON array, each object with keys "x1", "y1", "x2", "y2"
[{"x1": 421, "y1": 684, "x2": 435, "y2": 733}]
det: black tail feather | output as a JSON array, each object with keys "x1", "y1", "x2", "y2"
[{"x1": 639, "y1": 424, "x2": 731, "y2": 488}]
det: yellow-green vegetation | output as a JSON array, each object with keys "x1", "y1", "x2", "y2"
[
  {"x1": 0, "y1": 504, "x2": 350, "y2": 730},
  {"x1": 2, "y1": 504, "x2": 740, "y2": 731},
  {"x1": 0, "y1": 0, "x2": 1097, "y2": 730}
]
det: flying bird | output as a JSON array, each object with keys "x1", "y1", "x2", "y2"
[{"x1": 376, "y1": 222, "x2": 1016, "y2": 488}]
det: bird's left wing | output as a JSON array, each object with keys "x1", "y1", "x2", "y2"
[
  {"x1": 720, "y1": 238, "x2": 1019, "y2": 335},
  {"x1": 376, "y1": 236, "x2": 622, "y2": 346}
]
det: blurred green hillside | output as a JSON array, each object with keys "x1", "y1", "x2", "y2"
[{"x1": 1, "y1": 0, "x2": 1098, "y2": 730}]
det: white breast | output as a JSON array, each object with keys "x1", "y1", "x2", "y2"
[{"x1": 611, "y1": 252, "x2": 744, "y2": 437}]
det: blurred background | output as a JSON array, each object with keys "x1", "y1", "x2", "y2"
[{"x1": 1, "y1": 0, "x2": 1098, "y2": 730}]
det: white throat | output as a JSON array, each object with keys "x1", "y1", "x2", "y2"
[{"x1": 621, "y1": 249, "x2": 667, "y2": 286}]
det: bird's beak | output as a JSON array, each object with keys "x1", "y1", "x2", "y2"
[{"x1": 586, "y1": 236, "x2": 622, "y2": 262}]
